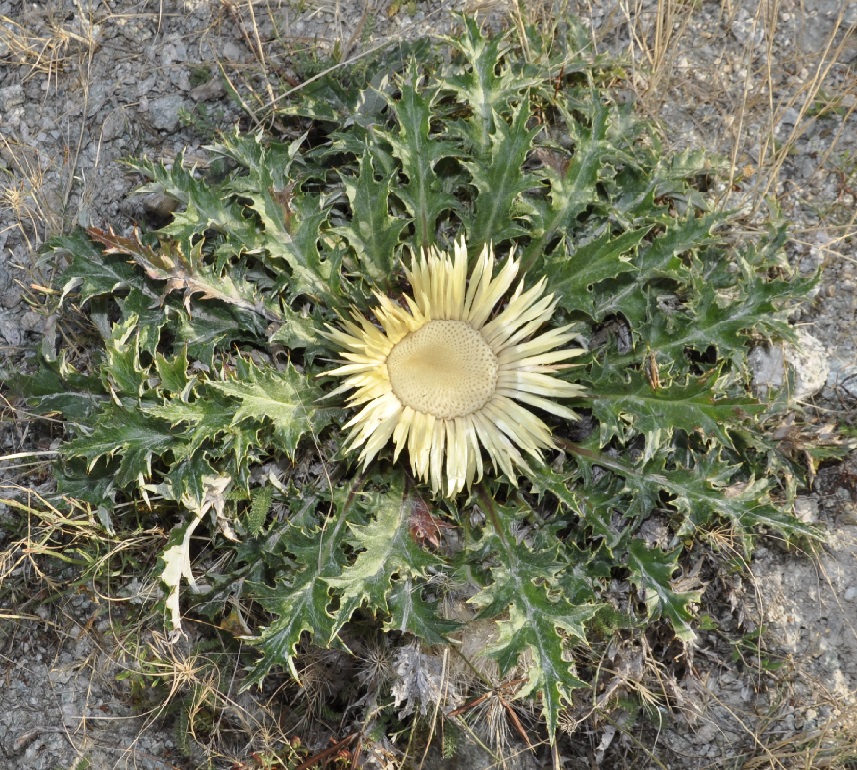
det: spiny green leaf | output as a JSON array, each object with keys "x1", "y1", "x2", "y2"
[
  {"x1": 267, "y1": 305, "x2": 326, "y2": 358},
  {"x1": 386, "y1": 580, "x2": 460, "y2": 644},
  {"x1": 247, "y1": 566, "x2": 336, "y2": 686},
  {"x1": 463, "y1": 100, "x2": 541, "y2": 248},
  {"x1": 273, "y1": 38, "x2": 427, "y2": 125},
  {"x1": 54, "y1": 457, "x2": 116, "y2": 508},
  {"x1": 128, "y1": 153, "x2": 259, "y2": 247},
  {"x1": 102, "y1": 315, "x2": 147, "y2": 397},
  {"x1": 155, "y1": 347, "x2": 190, "y2": 395},
  {"x1": 335, "y1": 149, "x2": 408, "y2": 288},
  {"x1": 11, "y1": 356, "x2": 105, "y2": 422},
  {"x1": 569, "y1": 445, "x2": 822, "y2": 554},
  {"x1": 64, "y1": 402, "x2": 176, "y2": 488},
  {"x1": 590, "y1": 369, "x2": 765, "y2": 458},
  {"x1": 529, "y1": 466, "x2": 629, "y2": 554},
  {"x1": 263, "y1": 189, "x2": 345, "y2": 309},
  {"x1": 172, "y1": 302, "x2": 266, "y2": 364},
  {"x1": 626, "y1": 539, "x2": 702, "y2": 642},
  {"x1": 546, "y1": 224, "x2": 652, "y2": 314},
  {"x1": 47, "y1": 229, "x2": 150, "y2": 305},
  {"x1": 326, "y1": 481, "x2": 445, "y2": 639},
  {"x1": 382, "y1": 63, "x2": 460, "y2": 251},
  {"x1": 590, "y1": 212, "x2": 721, "y2": 322},
  {"x1": 88, "y1": 227, "x2": 281, "y2": 323},
  {"x1": 443, "y1": 16, "x2": 542, "y2": 154},
  {"x1": 653, "y1": 264, "x2": 802, "y2": 363},
  {"x1": 116, "y1": 288, "x2": 171, "y2": 356},
  {"x1": 470, "y1": 501, "x2": 597, "y2": 737},
  {"x1": 220, "y1": 135, "x2": 340, "y2": 304},
  {"x1": 142, "y1": 387, "x2": 236, "y2": 459},
  {"x1": 164, "y1": 454, "x2": 217, "y2": 508},
  {"x1": 522, "y1": 95, "x2": 611, "y2": 267},
  {"x1": 245, "y1": 485, "x2": 357, "y2": 686},
  {"x1": 668, "y1": 452, "x2": 822, "y2": 550},
  {"x1": 208, "y1": 359, "x2": 331, "y2": 458}
]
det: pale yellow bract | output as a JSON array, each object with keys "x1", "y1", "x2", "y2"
[{"x1": 323, "y1": 238, "x2": 585, "y2": 496}]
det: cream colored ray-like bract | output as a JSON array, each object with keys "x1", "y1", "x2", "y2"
[{"x1": 323, "y1": 238, "x2": 585, "y2": 496}]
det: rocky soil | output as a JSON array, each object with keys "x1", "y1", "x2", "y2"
[{"x1": 1, "y1": 0, "x2": 856, "y2": 768}]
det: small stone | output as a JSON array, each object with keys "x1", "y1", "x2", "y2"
[
  {"x1": 149, "y1": 94, "x2": 186, "y2": 133},
  {"x1": 190, "y1": 77, "x2": 224, "y2": 102},
  {"x1": 222, "y1": 41, "x2": 243, "y2": 60},
  {"x1": 0, "y1": 313, "x2": 21, "y2": 346},
  {"x1": 170, "y1": 69, "x2": 192, "y2": 92},
  {"x1": 794, "y1": 497, "x2": 819, "y2": 524},
  {"x1": 0, "y1": 84, "x2": 24, "y2": 111},
  {"x1": 749, "y1": 329, "x2": 829, "y2": 401},
  {"x1": 100, "y1": 107, "x2": 128, "y2": 142}
]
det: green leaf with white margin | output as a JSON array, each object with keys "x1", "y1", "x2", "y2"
[
  {"x1": 442, "y1": 16, "x2": 542, "y2": 156},
  {"x1": 64, "y1": 401, "x2": 177, "y2": 488},
  {"x1": 544, "y1": 224, "x2": 652, "y2": 315},
  {"x1": 267, "y1": 305, "x2": 328, "y2": 362},
  {"x1": 666, "y1": 451, "x2": 823, "y2": 551},
  {"x1": 589, "y1": 212, "x2": 721, "y2": 322},
  {"x1": 245, "y1": 484, "x2": 360, "y2": 685},
  {"x1": 129, "y1": 153, "x2": 259, "y2": 247},
  {"x1": 172, "y1": 301, "x2": 266, "y2": 365},
  {"x1": 335, "y1": 148, "x2": 408, "y2": 288},
  {"x1": 154, "y1": 346, "x2": 191, "y2": 396},
  {"x1": 626, "y1": 539, "x2": 702, "y2": 642},
  {"x1": 326, "y1": 480, "x2": 447, "y2": 640},
  {"x1": 651, "y1": 257, "x2": 804, "y2": 364},
  {"x1": 12, "y1": 355, "x2": 105, "y2": 423},
  {"x1": 463, "y1": 99, "x2": 541, "y2": 248},
  {"x1": 46, "y1": 227, "x2": 153, "y2": 307},
  {"x1": 469, "y1": 501, "x2": 598, "y2": 738},
  {"x1": 208, "y1": 358, "x2": 332, "y2": 458},
  {"x1": 569, "y1": 445, "x2": 822, "y2": 554},
  {"x1": 142, "y1": 387, "x2": 237, "y2": 459},
  {"x1": 522, "y1": 95, "x2": 611, "y2": 268},
  {"x1": 382, "y1": 62, "x2": 460, "y2": 251},
  {"x1": 386, "y1": 579, "x2": 460, "y2": 644},
  {"x1": 590, "y1": 369, "x2": 766, "y2": 459},
  {"x1": 102, "y1": 315, "x2": 148, "y2": 397},
  {"x1": 529, "y1": 465, "x2": 630, "y2": 554},
  {"x1": 216, "y1": 133, "x2": 340, "y2": 304},
  {"x1": 86, "y1": 226, "x2": 282, "y2": 324}
]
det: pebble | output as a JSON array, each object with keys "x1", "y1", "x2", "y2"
[
  {"x1": 749, "y1": 329, "x2": 830, "y2": 401},
  {"x1": 0, "y1": 84, "x2": 24, "y2": 111},
  {"x1": 148, "y1": 94, "x2": 186, "y2": 133}
]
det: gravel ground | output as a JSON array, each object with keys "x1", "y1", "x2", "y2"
[{"x1": 1, "y1": 0, "x2": 856, "y2": 767}]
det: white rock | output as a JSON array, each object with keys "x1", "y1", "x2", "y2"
[
  {"x1": 794, "y1": 497, "x2": 819, "y2": 524},
  {"x1": 749, "y1": 329, "x2": 829, "y2": 401}
]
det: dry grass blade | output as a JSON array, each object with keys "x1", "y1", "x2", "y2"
[
  {"x1": 0, "y1": 10, "x2": 96, "y2": 85},
  {"x1": 751, "y1": 5, "x2": 857, "y2": 206}
]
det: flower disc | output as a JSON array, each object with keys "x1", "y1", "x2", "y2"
[{"x1": 386, "y1": 320, "x2": 498, "y2": 420}]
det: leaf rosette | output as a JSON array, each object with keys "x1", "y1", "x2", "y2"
[{"x1": 17, "y1": 14, "x2": 822, "y2": 748}]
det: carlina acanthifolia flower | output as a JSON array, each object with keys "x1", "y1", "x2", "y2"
[{"x1": 323, "y1": 237, "x2": 585, "y2": 497}]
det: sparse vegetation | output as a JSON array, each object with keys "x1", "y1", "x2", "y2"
[{"x1": 2, "y1": 1, "x2": 857, "y2": 768}]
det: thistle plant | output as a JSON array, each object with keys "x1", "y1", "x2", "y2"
[{"x1": 16, "y1": 16, "x2": 820, "y2": 758}]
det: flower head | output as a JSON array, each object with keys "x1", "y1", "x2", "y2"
[{"x1": 324, "y1": 238, "x2": 585, "y2": 496}]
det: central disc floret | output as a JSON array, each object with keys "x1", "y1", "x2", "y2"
[{"x1": 386, "y1": 320, "x2": 498, "y2": 419}]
